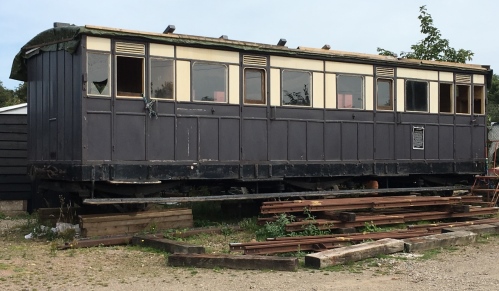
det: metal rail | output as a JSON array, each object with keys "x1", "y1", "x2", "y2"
[{"x1": 83, "y1": 185, "x2": 470, "y2": 205}]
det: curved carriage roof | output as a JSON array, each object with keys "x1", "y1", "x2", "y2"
[{"x1": 10, "y1": 24, "x2": 492, "y2": 82}]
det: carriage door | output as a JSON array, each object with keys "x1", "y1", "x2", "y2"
[
  {"x1": 112, "y1": 42, "x2": 148, "y2": 161},
  {"x1": 374, "y1": 67, "x2": 396, "y2": 161},
  {"x1": 240, "y1": 55, "x2": 269, "y2": 162}
]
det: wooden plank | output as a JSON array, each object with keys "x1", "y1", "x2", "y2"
[
  {"x1": 0, "y1": 184, "x2": 32, "y2": 192},
  {"x1": 0, "y1": 150, "x2": 27, "y2": 158},
  {"x1": 81, "y1": 213, "x2": 193, "y2": 228},
  {"x1": 0, "y1": 192, "x2": 32, "y2": 200},
  {"x1": 305, "y1": 238, "x2": 404, "y2": 268},
  {"x1": 0, "y1": 141, "x2": 27, "y2": 150},
  {"x1": 0, "y1": 115, "x2": 27, "y2": 125},
  {"x1": 168, "y1": 253, "x2": 299, "y2": 271},
  {"x1": 132, "y1": 235, "x2": 205, "y2": 254},
  {"x1": 58, "y1": 236, "x2": 132, "y2": 250},
  {"x1": 0, "y1": 158, "x2": 28, "y2": 166},
  {"x1": 79, "y1": 208, "x2": 191, "y2": 223},
  {"x1": 0, "y1": 133, "x2": 27, "y2": 141},
  {"x1": 0, "y1": 124, "x2": 28, "y2": 133},
  {"x1": 83, "y1": 219, "x2": 193, "y2": 237},
  {"x1": 0, "y1": 175, "x2": 30, "y2": 183}
]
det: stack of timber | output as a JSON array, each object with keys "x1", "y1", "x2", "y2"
[
  {"x1": 259, "y1": 195, "x2": 498, "y2": 232},
  {"x1": 230, "y1": 228, "x2": 441, "y2": 255},
  {"x1": 79, "y1": 208, "x2": 193, "y2": 237}
]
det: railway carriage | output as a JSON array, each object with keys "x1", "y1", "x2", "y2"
[{"x1": 10, "y1": 23, "x2": 493, "y2": 202}]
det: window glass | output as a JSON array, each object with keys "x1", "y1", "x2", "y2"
[
  {"x1": 117, "y1": 56, "x2": 144, "y2": 97},
  {"x1": 405, "y1": 80, "x2": 428, "y2": 112},
  {"x1": 377, "y1": 79, "x2": 393, "y2": 110},
  {"x1": 87, "y1": 52, "x2": 110, "y2": 96},
  {"x1": 337, "y1": 75, "x2": 363, "y2": 109},
  {"x1": 282, "y1": 70, "x2": 311, "y2": 106},
  {"x1": 244, "y1": 68, "x2": 266, "y2": 104},
  {"x1": 192, "y1": 62, "x2": 227, "y2": 102},
  {"x1": 439, "y1": 83, "x2": 453, "y2": 113},
  {"x1": 150, "y1": 58, "x2": 174, "y2": 99},
  {"x1": 474, "y1": 85, "x2": 485, "y2": 114},
  {"x1": 456, "y1": 84, "x2": 470, "y2": 114}
]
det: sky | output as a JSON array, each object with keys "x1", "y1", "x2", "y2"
[{"x1": 0, "y1": 0, "x2": 496, "y2": 89}]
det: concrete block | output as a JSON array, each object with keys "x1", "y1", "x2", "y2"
[
  {"x1": 305, "y1": 238, "x2": 404, "y2": 269},
  {"x1": 442, "y1": 224, "x2": 499, "y2": 236},
  {"x1": 0, "y1": 200, "x2": 27, "y2": 216},
  {"x1": 403, "y1": 230, "x2": 477, "y2": 253}
]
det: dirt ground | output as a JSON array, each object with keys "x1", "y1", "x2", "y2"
[{"x1": 1, "y1": 218, "x2": 499, "y2": 291}]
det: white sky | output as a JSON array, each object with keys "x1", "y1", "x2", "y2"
[{"x1": 0, "y1": 0, "x2": 496, "y2": 89}]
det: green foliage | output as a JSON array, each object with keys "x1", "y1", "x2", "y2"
[
  {"x1": 0, "y1": 81, "x2": 27, "y2": 107},
  {"x1": 488, "y1": 75, "x2": 499, "y2": 123},
  {"x1": 378, "y1": 5, "x2": 473, "y2": 63},
  {"x1": 300, "y1": 209, "x2": 332, "y2": 236},
  {"x1": 255, "y1": 213, "x2": 295, "y2": 240},
  {"x1": 238, "y1": 217, "x2": 259, "y2": 232},
  {"x1": 361, "y1": 221, "x2": 382, "y2": 233}
]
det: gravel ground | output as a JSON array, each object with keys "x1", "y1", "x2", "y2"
[{"x1": 1, "y1": 218, "x2": 499, "y2": 291}]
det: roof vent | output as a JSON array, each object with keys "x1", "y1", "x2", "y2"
[
  {"x1": 163, "y1": 25, "x2": 176, "y2": 34},
  {"x1": 53, "y1": 22, "x2": 71, "y2": 28},
  {"x1": 455, "y1": 74, "x2": 471, "y2": 84},
  {"x1": 116, "y1": 42, "x2": 145, "y2": 55},
  {"x1": 376, "y1": 67, "x2": 395, "y2": 77},
  {"x1": 243, "y1": 55, "x2": 267, "y2": 66}
]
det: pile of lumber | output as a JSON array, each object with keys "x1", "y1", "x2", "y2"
[
  {"x1": 259, "y1": 195, "x2": 498, "y2": 233},
  {"x1": 79, "y1": 208, "x2": 193, "y2": 237},
  {"x1": 230, "y1": 228, "x2": 441, "y2": 255}
]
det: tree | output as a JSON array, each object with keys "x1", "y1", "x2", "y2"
[
  {"x1": 487, "y1": 75, "x2": 499, "y2": 122},
  {"x1": 0, "y1": 81, "x2": 27, "y2": 108},
  {"x1": 377, "y1": 5, "x2": 474, "y2": 63}
]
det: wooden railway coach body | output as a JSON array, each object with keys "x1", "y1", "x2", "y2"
[{"x1": 10, "y1": 24, "x2": 492, "y2": 197}]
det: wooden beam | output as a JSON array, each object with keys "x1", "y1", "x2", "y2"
[
  {"x1": 168, "y1": 253, "x2": 299, "y2": 271},
  {"x1": 132, "y1": 235, "x2": 205, "y2": 254}
]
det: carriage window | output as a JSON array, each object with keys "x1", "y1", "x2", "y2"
[
  {"x1": 87, "y1": 52, "x2": 110, "y2": 96},
  {"x1": 116, "y1": 56, "x2": 144, "y2": 97},
  {"x1": 456, "y1": 84, "x2": 470, "y2": 114},
  {"x1": 244, "y1": 68, "x2": 266, "y2": 104},
  {"x1": 337, "y1": 75, "x2": 363, "y2": 109},
  {"x1": 150, "y1": 58, "x2": 174, "y2": 99},
  {"x1": 405, "y1": 80, "x2": 428, "y2": 112},
  {"x1": 474, "y1": 85, "x2": 485, "y2": 114},
  {"x1": 376, "y1": 78, "x2": 393, "y2": 110},
  {"x1": 192, "y1": 62, "x2": 227, "y2": 102},
  {"x1": 282, "y1": 70, "x2": 311, "y2": 106},
  {"x1": 439, "y1": 83, "x2": 453, "y2": 113}
]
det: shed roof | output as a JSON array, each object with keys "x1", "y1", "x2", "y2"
[{"x1": 0, "y1": 103, "x2": 27, "y2": 114}]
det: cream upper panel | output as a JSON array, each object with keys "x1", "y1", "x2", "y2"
[
  {"x1": 474, "y1": 74, "x2": 485, "y2": 84},
  {"x1": 398, "y1": 68, "x2": 438, "y2": 81},
  {"x1": 312, "y1": 72, "x2": 324, "y2": 109},
  {"x1": 429, "y1": 82, "x2": 439, "y2": 114},
  {"x1": 176, "y1": 46, "x2": 239, "y2": 64},
  {"x1": 396, "y1": 79, "x2": 405, "y2": 112},
  {"x1": 365, "y1": 76, "x2": 374, "y2": 111},
  {"x1": 439, "y1": 72, "x2": 453, "y2": 82},
  {"x1": 325, "y1": 62, "x2": 373, "y2": 75},
  {"x1": 86, "y1": 37, "x2": 111, "y2": 51},
  {"x1": 228, "y1": 65, "x2": 239, "y2": 105},
  {"x1": 150, "y1": 43, "x2": 174, "y2": 57},
  {"x1": 270, "y1": 68, "x2": 281, "y2": 106},
  {"x1": 270, "y1": 56, "x2": 323, "y2": 71}
]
